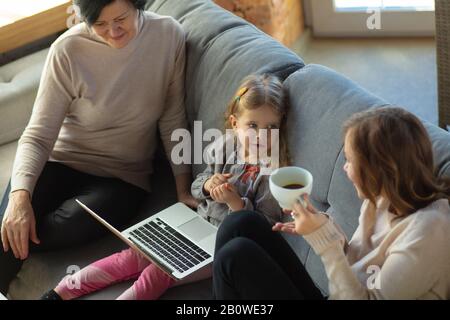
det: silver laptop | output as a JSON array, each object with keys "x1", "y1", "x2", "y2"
[{"x1": 76, "y1": 200, "x2": 217, "y2": 281}]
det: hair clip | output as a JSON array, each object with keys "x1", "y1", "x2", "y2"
[{"x1": 235, "y1": 87, "x2": 249, "y2": 102}]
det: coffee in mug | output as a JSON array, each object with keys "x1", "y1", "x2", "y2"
[
  {"x1": 283, "y1": 183, "x2": 305, "y2": 189},
  {"x1": 269, "y1": 167, "x2": 313, "y2": 210}
]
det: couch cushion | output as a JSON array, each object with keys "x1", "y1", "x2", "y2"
[
  {"x1": 423, "y1": 121, "x2": 450, "y2": 180},
  {"x1": 0, "y1": 49, "x2": 49, "y2": 145},
  {"x1": 284, "y1": 64, "x2": 389, "y2": 293},
  {"x1": 146, "y1": 0, "x2": 304, "y2": 178},
  {"x1": 284, "y1": 64, "x2": 388, "y2": 207}
]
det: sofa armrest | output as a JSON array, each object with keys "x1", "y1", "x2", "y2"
[{"x1": 0, "y1": 49, "x2": 49, "y2": 145}]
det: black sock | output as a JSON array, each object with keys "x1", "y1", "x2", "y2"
[{"x1": 40, "y1": 289, "x2": 62, "y2": 300}]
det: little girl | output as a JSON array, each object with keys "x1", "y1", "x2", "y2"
[
  {"x1": 213, "y1": 107, "x2": 450, "y2": 300},
  {"x1": 40, "y1": 74, "x2": 290, "y2": 300},
  {"x1": 191, "y1": 73, "x2": 291, "y2": 227}
]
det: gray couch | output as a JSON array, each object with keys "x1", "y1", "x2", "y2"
[{"x1": 3, "y1": 0, "x2": 450, "y2": 299}]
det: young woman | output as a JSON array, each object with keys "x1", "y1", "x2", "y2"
[{"x1": 213, "y1": 107, "x2": 450, "y2": 300}]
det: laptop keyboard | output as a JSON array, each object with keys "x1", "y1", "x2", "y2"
[{"x1": 129, "y1": 218, "x2": 211, "y2": 273}]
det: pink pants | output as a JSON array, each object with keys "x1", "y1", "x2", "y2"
[{"x1": 55, "y1": 248, "x2": 175, "y2": 300}]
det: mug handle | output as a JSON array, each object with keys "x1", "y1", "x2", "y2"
[{"x1": 297, "y1": 193, "x2": 307, "y2": 208}]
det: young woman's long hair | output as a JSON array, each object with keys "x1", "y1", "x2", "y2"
[
  {"x1": 343, "y1": 106, "x2": 450, "y2": 216},
  {"x1": 224, "y1": 74, "x2": 291, "y2": 167}
]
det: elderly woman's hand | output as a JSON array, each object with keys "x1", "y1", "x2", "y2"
[
  {"x1": 1, "y1": 190, "x2": 40, "y2": 260},
  {"x1": 273, "y1": 194, "x2": 328, "y2": 236},
  {"x1": 178, "y1": 192, "x2": 200, "y2": 209}
]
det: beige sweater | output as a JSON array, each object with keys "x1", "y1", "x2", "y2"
[
  {"x1": 11, "y1": 11, "x2": 190, "y2": 195},
  {"x1": 304, "y1": 198, "x2": 450, "y2": 299}
]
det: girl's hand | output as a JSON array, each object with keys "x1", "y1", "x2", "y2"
[
  {"x1": 282, "y1": 194, "x2": 329, "y2": 236},
  {"x1": 203, "y1": 173, "x2": 233, "y2": 194},
  {"x1": 210, "y1": 183, "x2": 244, "y2": 211}
]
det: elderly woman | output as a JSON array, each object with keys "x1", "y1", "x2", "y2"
[{"x1": 0, "y1": 0, "x2": 197, "y2": 295}]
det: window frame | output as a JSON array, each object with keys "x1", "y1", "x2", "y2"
[{"x1": 310, "y1": 0, "x2": 435, "y2": 37}]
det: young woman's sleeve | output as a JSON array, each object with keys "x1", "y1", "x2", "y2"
[
  {"x1": 11, "y1": 44, "x2": 74, "y2": 197},
  {"x1": 303, "y1": 209, "x2": 449, "y2": 299},
  {"x1": 303, "y1": 219, "x2": 362, "y2": 299}
]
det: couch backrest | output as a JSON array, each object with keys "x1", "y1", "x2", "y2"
[
  {"x1": 284, "y1": 64, "x2": 388, "y2": 228},
  {"x1": 0, "y1": 49, "x2": 49, "y2": 145},
  {"x1": 146, "y1": 0, "x2": 304, "y2": 176}
]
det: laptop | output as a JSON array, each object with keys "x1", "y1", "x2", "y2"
[
  {"x1": 0, "y1": 292, "x2": 7, "y2": 300},
  {"x1": 76, "y1": 200, "x2": 217, "y2": 281}
]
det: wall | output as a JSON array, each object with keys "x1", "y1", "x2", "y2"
[{"x1": 214, "y1": 0, "x2": 305, "y2": 47}]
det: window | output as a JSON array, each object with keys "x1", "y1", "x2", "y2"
[
  {"x1": 310, "y1": 0, "x2": 435, "y2": 37},
  {"x1": 335, "y1": 0, "x2": 434, "y2": 11},
  {"x1": 0, "y1": 0, "x2": 69, "y2": 27},
  {"x1": 0, "y1": 0, "x2": 71, "y2": 53}
]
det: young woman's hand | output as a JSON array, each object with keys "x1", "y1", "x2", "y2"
[
  {"x1": 203, "y1": 173, "x2": 233, "y2": 194},
  {"x1": 274, "y1": 194, "x2": 329, "y2": 236},
  {"x1": 210, "y1": 183, "x2": 244, "y2": 211},
  {"x1": 272, "y1": 221, "x2": 297, "y2": 235}
]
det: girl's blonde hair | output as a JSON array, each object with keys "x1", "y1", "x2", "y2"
[
  {"x1": 224, "y1": 74, "x2": 291, "y2": 167},
  {"x1": 343, "y1": 107, "x2": 450, "y2": 216}
]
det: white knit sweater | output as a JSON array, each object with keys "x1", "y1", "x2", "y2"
[{"x1": 304, "y1": 198, "x2": 450, "y2": 299}]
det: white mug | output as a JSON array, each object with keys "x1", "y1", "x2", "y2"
[{"x1": 269, "y1": 166, "x2": 313, "y2": 210}]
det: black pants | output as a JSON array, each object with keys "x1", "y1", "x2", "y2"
[
  {"x1": 213, "y1": 211, "x2": 325, "y2": 300},
  {"x1": 0, "y1": 161, "x2": 148, "y2": 295}
]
